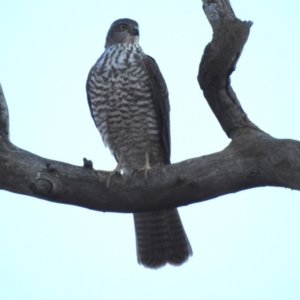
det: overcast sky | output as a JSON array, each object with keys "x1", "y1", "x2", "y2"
[{"x1": 1, "y1": 0, "x2": 300, "y2": 299}]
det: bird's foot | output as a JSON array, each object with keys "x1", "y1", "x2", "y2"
[
  {"x1": 132, "y1": 151, "x2": 153, "y2": 184},
  {"x1": 137, "y1": 163, "x2": 152, "y2": 180},
  {"x1": 96, "y1": 158, "x2": 122, "y2": 188}
]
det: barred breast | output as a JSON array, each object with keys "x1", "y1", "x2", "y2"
[{"x1": 87, "y1": 44, "x2": 164, "y2": 172}]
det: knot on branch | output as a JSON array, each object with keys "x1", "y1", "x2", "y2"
[
  {"x1": 28, "y1": 162, "x2": 66, "y2": 197},
  {"x1": 83, "y1": 157, "x2": 93, "y2": 169},
  {"x1": 29, "y1": 178, "x2": 53, "y2": 195},
  {"x1": 45, "y1": 162, "x2": 57, "y2": 172}
]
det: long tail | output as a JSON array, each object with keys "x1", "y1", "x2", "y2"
[{"x1": 133, "y1": 208, "x2": 192, "y2": 269}]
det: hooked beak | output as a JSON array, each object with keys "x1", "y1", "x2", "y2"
[{"x1": 131, "y1": 27, "x2": 139, "y2": 36}]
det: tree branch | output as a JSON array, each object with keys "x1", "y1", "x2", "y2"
[
  {"x1": 0, "y1": 84, "x2": 9, "y2": 140},
  {"x1": 199, "y1": 0, "x2": 261, "y2": 139},
  {"x1": 0, "y1": 98, "x2": 299, "y2": 212},
  {"x1": 1, "y1": 0, "x2": 299, "y2": 213}
]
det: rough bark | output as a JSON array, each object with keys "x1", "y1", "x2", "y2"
[{"x1": 1, "y1": 0, "x2": 300, "y2": 213}]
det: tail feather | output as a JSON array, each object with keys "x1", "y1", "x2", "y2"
[{"x1": 133, "y1": 208, "x2": 192, "y2": 269}]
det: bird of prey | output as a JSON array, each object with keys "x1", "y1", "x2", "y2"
[{"x1": 86, "y1": 18, "x2": 192, "y2": 268}]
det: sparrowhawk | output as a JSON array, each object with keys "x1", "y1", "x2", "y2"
[{"x1": 86, "y1": 18, "x2": 192, "y2": 268}]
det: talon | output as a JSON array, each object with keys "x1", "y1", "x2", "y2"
[
  {"x1": 107, "y1": 165, "x2": 122, "y2": 188},
  {"x1": 135, "y1": 151, "x2": 152, "y2": 184},
  {"x1": 137, "y1": 164, "x2": 151, "y2": 180},
  {"x1": 97, "y1": 155, "x2": 122, "y2": 188}
]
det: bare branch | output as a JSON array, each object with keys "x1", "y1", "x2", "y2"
[
  {"x1": 199, "y1": 0, "x2": 260, "y2": 139},
  {"x1": 0, "y1": 84, "x2": 9, "y2": 140},
  {"x1": 0, "y1": 116, "x2": 299, "y2": 213}
]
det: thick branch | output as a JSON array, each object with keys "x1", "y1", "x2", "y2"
[
  {"x1": 0, "y1": 125, "x2": 299, "y2": 213},
  {"x1": 0, "y1": 84, "x2": 9, "y2": 140},
  {"x1": 199, "y1": 0, "x2": 260, "y2": 139}
]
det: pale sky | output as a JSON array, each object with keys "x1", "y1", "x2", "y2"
[{"x1": 1, "y1": 0, "x2": 300, "y2": 299}]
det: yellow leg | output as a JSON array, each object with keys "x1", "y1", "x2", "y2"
[
  {"x1": 97, "y1": 155, "x2": 122, "y2": 188},
  {"x1": 137, "y1": 151, "x2": 152, "y2": 180}
]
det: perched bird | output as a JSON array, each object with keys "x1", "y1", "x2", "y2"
[{"x1": 86, "y1": 18, "x2": 192, "y2": 268}]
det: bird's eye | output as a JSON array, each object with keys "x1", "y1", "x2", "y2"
[{"x1": 120, "y1": 24, "x2": 127, "y2": 30}]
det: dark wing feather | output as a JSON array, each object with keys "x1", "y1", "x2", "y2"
[
  {"x1": 143, "y1": 55, "x2": 171, "y2": 164},
  {"x1": 86, "y1": 62, "x2": 99, "y2": 129}
]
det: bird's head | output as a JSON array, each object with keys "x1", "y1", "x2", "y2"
[{"x1": 105, "y1": 18, "x2": 139, "y2": 49}]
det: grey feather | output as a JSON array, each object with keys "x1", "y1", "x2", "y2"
[{"x1": 134, "y1": 209, "x2": 192, "y2": 268}]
